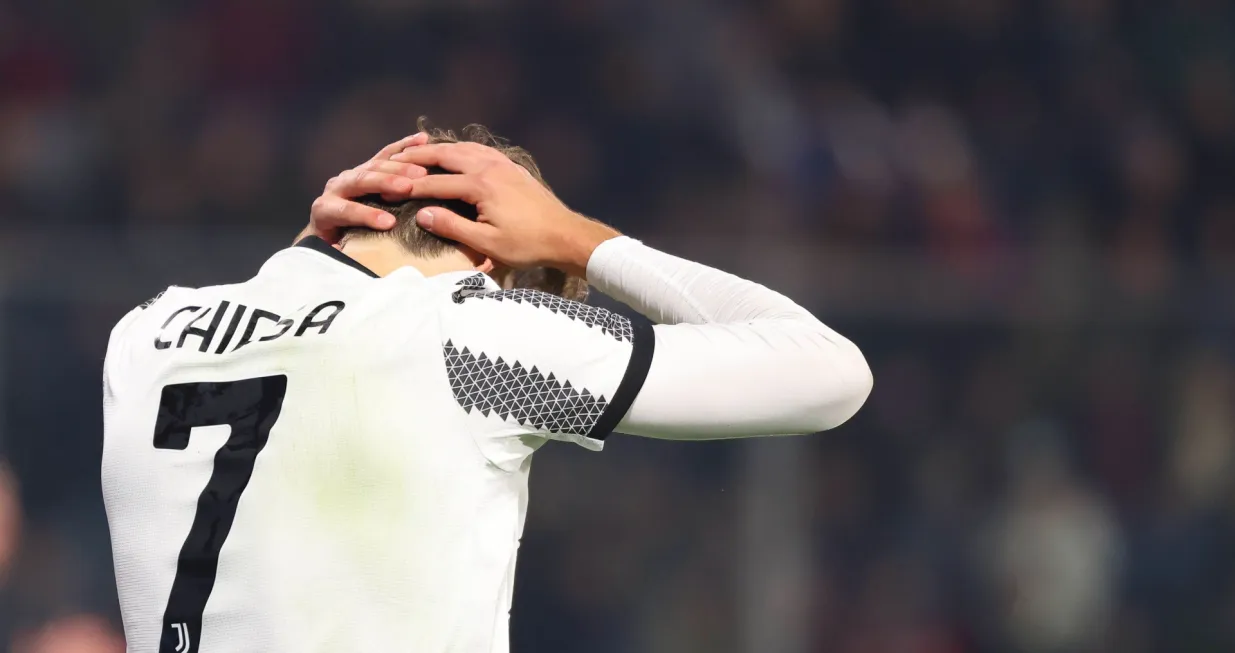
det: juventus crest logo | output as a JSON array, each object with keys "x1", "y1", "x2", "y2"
[{"x1": 171, "y1": 623, "x2": 192, "y2": 653}]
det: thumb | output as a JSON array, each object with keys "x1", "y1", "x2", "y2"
[{"x1": 416, "y1": 208, "x2": 497, "y2": 252}]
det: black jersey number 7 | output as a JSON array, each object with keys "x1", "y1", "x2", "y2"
[{"x1": 152, "y1": 375, "x2": 287, "y2": 653}]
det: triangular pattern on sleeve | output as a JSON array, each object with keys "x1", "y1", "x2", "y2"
[
  {"x1": 452, "y1": 276, "x2": 634, "y2": 343},
  {"x1": 443, "y1": 340, "x2": 610, "y2": 437}
]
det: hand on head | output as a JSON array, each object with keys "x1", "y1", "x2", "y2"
[
  {"x1": 305, "y1": 133, "x2": 619, "y2": 277},
  {"x1": 300, "y1": 132, "x2": 431, "y2": 243}
]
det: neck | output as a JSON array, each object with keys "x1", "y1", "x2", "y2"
[{"x1": 339, "y1": 239, "x2": 479, "y2": 278}]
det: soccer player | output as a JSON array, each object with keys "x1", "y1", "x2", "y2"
[{"x1": 102, "y1": 126, "x2": 872, "y2": 653}]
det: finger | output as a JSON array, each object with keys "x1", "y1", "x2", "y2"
[
  {"x1": 312, "y1": 195, "x2": 397, "y2": 231},
  {"x1": 378, "y1": 191, "x2": 410, "y2": 203},
  {"x1": 407, "y1": 174, "x2": 485, "y2": 204},
  {"x1": 372, "y1": 132, "x2": 428, "y2": 161},
  {"x1": 390, "y1": 142, "x2": 506, "y2": 166},
  {"x1": 361, "y1": 159, "x2": 429, "y2": 179},
  {"x1": 387, "y1": 143, "x2": 497, "y2": 174},
  {"x1": 416, "y1": 207, "x2": 497, "y2": 251},
  {"x1": 327, "y1": 168, "x2": 414, "y2": 198}
]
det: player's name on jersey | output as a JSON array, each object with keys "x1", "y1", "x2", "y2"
[{"x1": 153, "y1": 300, "x2": 345, "y2": 354}]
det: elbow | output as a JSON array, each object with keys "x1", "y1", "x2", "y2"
[{"x1": 811, "y1": 342, "x2": 873, "y2": 432}]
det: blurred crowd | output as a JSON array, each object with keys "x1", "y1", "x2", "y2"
[{"x1": 3, "y1": 0, "x2": 1235, "y2": 651}]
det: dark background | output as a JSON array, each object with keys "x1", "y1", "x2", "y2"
[{"x1": 3, "y1": 0, "x2": 1235, "y2": 651}]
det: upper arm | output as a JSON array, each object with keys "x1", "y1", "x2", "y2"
[
  {"x1": 618, "y1": 318, "x2": 873, "y2": 440},
  {"x1": 439, "y1": 282, "x2": 655, "y2": 452}
]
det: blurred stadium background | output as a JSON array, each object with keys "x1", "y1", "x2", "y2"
[{"x1": 3, "y1": 0, "x2": 1235, "y2": 651}]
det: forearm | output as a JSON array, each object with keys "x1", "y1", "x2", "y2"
[
  {"x1": 623, "y1": 322, "x2": 871, "y2": 439},
  {"x1": 586, "y1": 238, "x2": 872, "y2": 439},
  {"x1": 586, "y1": 237, "x2": 813, "y2": 325}
]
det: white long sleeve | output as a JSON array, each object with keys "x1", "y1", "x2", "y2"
[{"x1": 586, "y1": 237, "x2": 873, "y2": 440}]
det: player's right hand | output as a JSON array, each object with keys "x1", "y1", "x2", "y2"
[
  {"x1": 391, "y1": 143, "x2": 620, "y2": 276},
  {"x1": 302, "y1": 133, "x2": 431, "y2": 243}
]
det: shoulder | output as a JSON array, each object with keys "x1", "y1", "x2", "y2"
[
  {"x1": 113, "y1": 286, "x2": 184, "y2": 338},
  {"x1": 108, "y1": 283, "x2": 241, "y2": 352},
  {"x1": 445, "y1": 274, "x2": 636, "y2": 344},
  {"x1": 104, "y1": 287, "x2": 181, "y2": 388},
  {"x1": 435, "y1": 274, "x2": 654, "y2": 448},
  {"x1": 108, "y1": 305, "x2": 147, "y2": 347}
]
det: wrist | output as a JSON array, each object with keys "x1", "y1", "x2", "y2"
[
  {"x1": 557, "y1": 214, "x2": 620, "y2": 277},
  {"x1": 582, "y1": 234, "x2": 642, "y2": 286}
]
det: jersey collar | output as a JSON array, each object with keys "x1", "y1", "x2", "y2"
[{"x1": 295, "y1": 236, "x2": 379, "y2": 279}]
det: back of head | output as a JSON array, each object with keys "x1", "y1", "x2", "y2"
[{"x1": 341, "y1": 118, "x2": 588, "y2": 302}]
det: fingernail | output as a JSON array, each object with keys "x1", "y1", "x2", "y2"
[
  {"x1": 378, "y1": 214, "x2": 396, "y2": 228},
  {"x1": 416, "y1": 209, "x2": 435, "y2": 229}
]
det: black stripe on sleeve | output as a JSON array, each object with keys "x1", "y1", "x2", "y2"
[{"x1": 586, "y1": 314, "x2": 655, "y2": 441}]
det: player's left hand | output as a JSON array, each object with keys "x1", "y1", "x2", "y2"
[{"x1": 299, "y1": 133, "x2": 431, "y2": 243}]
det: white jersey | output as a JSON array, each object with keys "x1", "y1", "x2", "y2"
[{"x1": 102, "y1": 237, "x2": 654, "y2": 653}]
